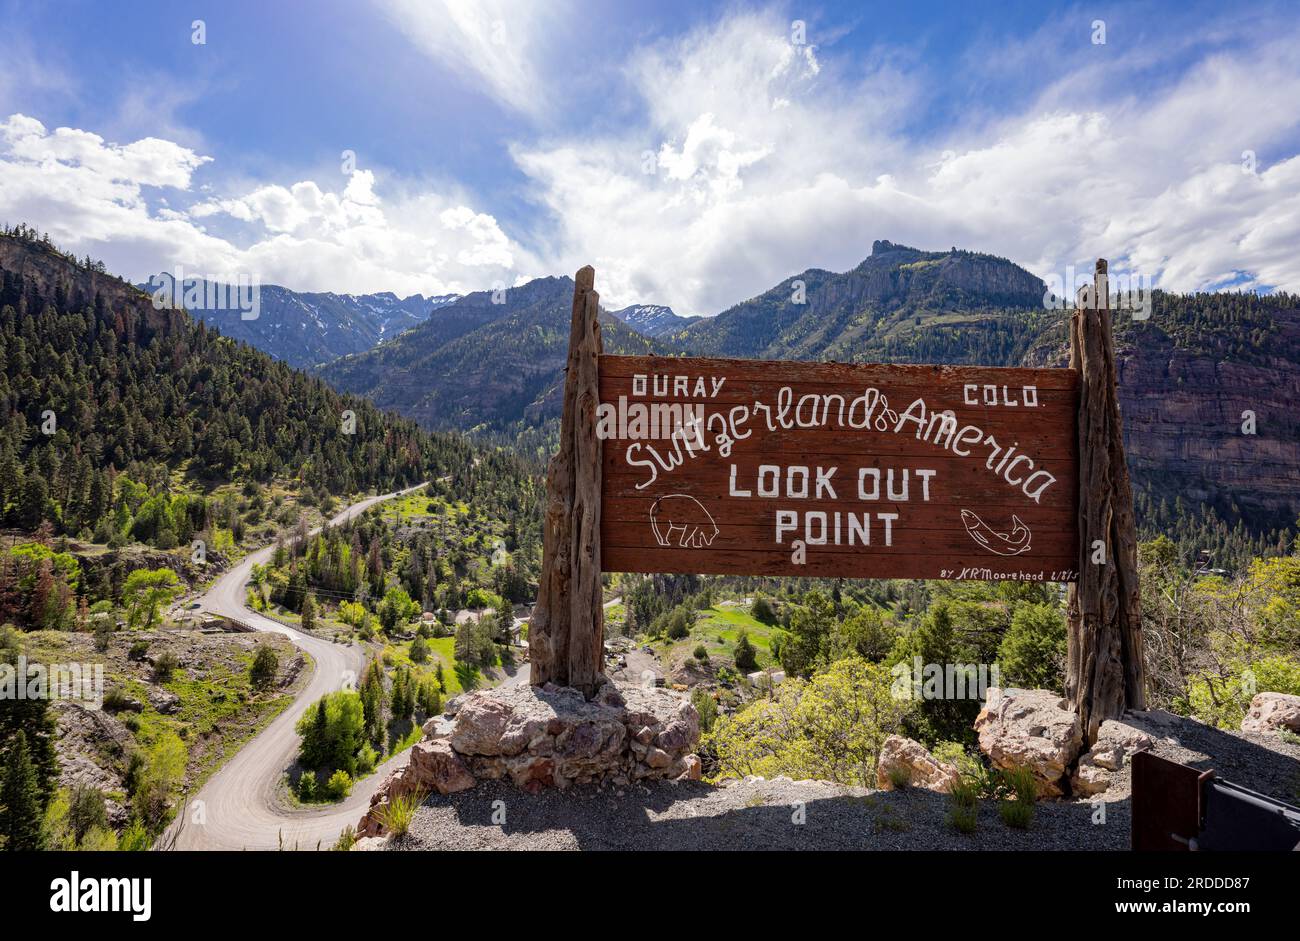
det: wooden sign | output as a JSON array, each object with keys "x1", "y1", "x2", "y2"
[
  {"x1": 534, "y1": 261, "x2": 1140, "y2": 740},
  {"x1": 598, "y1": 355, "x2": 1079, "y2": 582}
]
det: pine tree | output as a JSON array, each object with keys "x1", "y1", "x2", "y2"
[
  {"x1": 0, "y1": 731, "x2": 44, "y2": 850},
  {"x1": 300, "y1": 591, "x2": 316, "y2": 632},
  {"x1": 359, "y1": 658, "x2": 386, "y2": 745}
]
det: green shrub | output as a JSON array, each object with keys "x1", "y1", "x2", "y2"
[
  {"x1": 410, "y1": 635, "x2": 430, "y2": 663},
  {"x1": 948, "y1": 775, "x2": 980, "y2": 833},
  {"x1": 948, "y1": 802, "x2": 978, "y2": 834},
  {"x1": 997, "y1": 603, "x2": 1067, "y2": 691},
  {"x1": 152, "y1": 651, "x2": 179, "y2": 682},
  {"x1": 295, "y1": 690, "x2": 366, "y2": 772},
  {"x1": 325, "y1": 769, "x2": 353, "y2": 801},
  {"x1": 297, "y1": 770, "x2": 317, "y2": 801},
  {"x1": 997, "y1": 766, "x2": 1037, "y2": 829},
  {"x1": 333, "y1": 824, "x2": 357, "y2": 851},
  {"x1": 416, "y1": 676, "x2": 442, "y2": 716},
  {"x1": 1185, "y1": 653, "x2": 1300, "y2": 729},
  {"x1": 691, "y1": 687, "x2": 718, "y2": 734},
  {"x1": 886, "y1": 764, "x2": 913, "y2": 789},
  {"x1": 249, "y1": 644, "x2": 279, "y2": 689},
  {"x1": 704, "y1": 657, "x2": 912, "y2": 787},
  {"x1": 932, "y1": 741, "x2": 982, "y2": 778},
  {"x1": 998, "y1": 795, "x2": 1034, "y2": 828},
  {"x1": 751, "y1": 596, "x2": 777, "y2": 625},
  {"x1": 733, "y1": 632, "x2": 758, "y2": 671},
  {"x1": 375, "y1": 789, "x2": 426, "y2": 839},
  {"x1": 356, "y1": 742, "x2": 378, "y2": 776},
  {"x1": 693, "y1": 645, "x2": 708, "y2": 661},
  {"x1": 664, "y1": 607, "x2": 692, "y2": 640},
  {"x1": 102, "y1": 686, "x2": 133, "y2": 712},
  {"x1": 118, "y1": 818, "x2": 151, "y2": 851},
  {"x1": 950, "y1": 774, "x2": 979, "y2": 810}
]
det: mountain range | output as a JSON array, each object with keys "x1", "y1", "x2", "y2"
[
  {"x1": 318, "y1": 276, "x2": 668, "y2": 433},
  {"x1": 143, "y1": 280, "x2": 460, "y2": 369},
  {"x1": 10, "y1": 228, "x2": 1297, "y2": 549}
]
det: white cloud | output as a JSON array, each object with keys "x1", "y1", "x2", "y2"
[
  {"x1": 0, "y1": 113, "x2": 529, "y2": 298},
  {"x1": 5, "y1": 8, "x2": 1300, "y2": 317},
  {"x1": 513, "y1": 9, "x2": 1300, "y2": 313},
  {"x1": 376, "y1": 0, "x2": 566, "y2": 119}
]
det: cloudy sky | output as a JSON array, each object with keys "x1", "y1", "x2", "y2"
[{"x1": 1, "y1": 0, "x2": 1298, "y2": 314}]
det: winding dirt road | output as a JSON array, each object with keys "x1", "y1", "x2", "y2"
[{"x1": 168, "y1": 484, "x2": 425, "y2": 850}]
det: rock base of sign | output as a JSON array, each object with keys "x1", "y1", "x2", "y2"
[
  {"x1": 358, "y1": 679, "x2": 701, "y2": 838},
  {"x1": 1070, "y1": 718, "x2": 1155, "y2": 796},
  {"x1": 875, "y1": 735, "x2": 960, "y2": 793},
  {"x1": 973, "y1": 688, "x2": 1167, "y2": 798},
  {"x1": 1240, "y1": 692, "x2": 1300, "y2": 735},
  {"x1": 974, "y1": 687, "x2": 1084, "y2": 797}
]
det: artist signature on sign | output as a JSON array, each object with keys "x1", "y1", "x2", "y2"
[{"x1": 939, "y1": 566, "x2": 1079, "y2": 581}]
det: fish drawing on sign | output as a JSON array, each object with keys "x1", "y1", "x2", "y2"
[
  {"x1": 961, "y1": 509, "x2": 1032, "y2": 556},
  {"x1": 650, "y1": 494, "x2": 719, "y2": 549}
]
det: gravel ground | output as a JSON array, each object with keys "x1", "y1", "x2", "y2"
[
  {"x1": 387, "y1": 711, "x2": 1300, "y2": 851},
  {"x1": 1105, "y1": 709, "x2": 1300, "y2": 805},
  {"x1": 394, "y1": 776, "x2": 1123, "y2": 850}
]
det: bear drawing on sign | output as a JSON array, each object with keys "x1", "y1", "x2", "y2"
[{"x1": 650, "y1": 494, "x2": 719, "y2": 549}]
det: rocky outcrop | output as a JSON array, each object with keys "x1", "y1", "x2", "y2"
[
  {"x1": 146, "y1": 687, "x2": 181, "y2": 714},
  {"x1": 875, "y1": 735, "x2": 960, "y2": 793},
  {"x1": 974, "y1": 688, "x2": 1084, "y2": 797},
  {"x1": 358, "y1": 680, "x2": 702, "y2": 837},
  {"x1": 1240, "y1": 692, "x2": 1300, "y2": 735},
  {"x1": 357, "y1": 739, "x2": 475, "y2": 837},
  {"x1": 52, "y1": 701, "x2": 133, "y2": 826},
  {"x1": 0, "y1": 235, "x2": 163, "y2": 328},
  {"x1": 451, "y1": 681, "x2": 700, "y2": 789},
  {"x1": 1071, "y1": 719, "x2": 1155, "y2": 796}
]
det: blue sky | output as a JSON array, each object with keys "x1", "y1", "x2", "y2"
[{"x1": 2, "y1": 0, "x2": 1299, "y2": 313}]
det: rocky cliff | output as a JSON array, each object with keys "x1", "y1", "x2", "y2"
[
  {"x1": 1026, "y1": 297, "x2": 1300, "y2": 529},
  {"x1": 0, "y1": 236, "x2": 172, "y2": 333}
]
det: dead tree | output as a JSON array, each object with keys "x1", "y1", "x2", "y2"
[
  {"x1": 1067, "y1": 258, "x2": 1146, "y2": 742},
  {"x1": 529, "y1": 267, "x2": 605, "y2": 697}
]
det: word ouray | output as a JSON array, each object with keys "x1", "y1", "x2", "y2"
[{"x1": 598, "y1": 356, "x2": 1079, "y2": 582}]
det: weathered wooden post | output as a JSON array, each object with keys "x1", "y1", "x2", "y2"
[
  {"x1": 529, "y1": 266, "x2": 605, "y2": 697},
  {"x1": 1067, "y1": 259, "x2": 1146, "y2": 742}
]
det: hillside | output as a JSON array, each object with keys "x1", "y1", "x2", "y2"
[
  {"x1": 0, "y1": 230, "x2": 518, "y2": 547},
  {"x1": 678, "y1": 240, "x2": 1047, "y2": 360},
  {"x1": 319, "y1": 276, "x2": 670, "y2": 432},
  {"x1": 152, "y1": 279, "x2": 458, "y2": 369}
]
